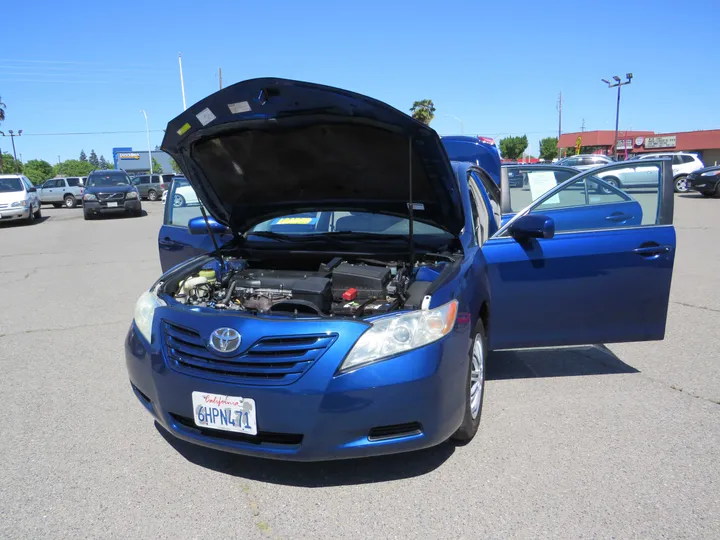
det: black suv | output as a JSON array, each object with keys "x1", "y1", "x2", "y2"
[{"x1": 83, "y1": 170, "x2": 142, "y2": 220}]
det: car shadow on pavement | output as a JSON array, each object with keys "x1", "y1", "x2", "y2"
[
  {"x1": 678, "y1": 193, "x2": 714, "y2": 199},
  {"x1": 487, "y1": 345, "x2": 638, "y2": 381},
  {"x1": 0, "y1": 215, "x2": 50, "y2": 228},
  {"x1": 154, "y1": 422, "x2": 455, "y2": 486}
]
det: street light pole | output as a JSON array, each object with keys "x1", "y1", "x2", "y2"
[
  {"x1": 178, "y1": 53, "x2": 187, "y2": 111},
  {"x1": 601, "y1": 74, "x2": 633, "y2": 159},
  {"x1": 141, "y1": 110, "x2": 153, "y2": 175},
  {"x1": 444, "y1": 115, "x2": 465, "y2": 134}
]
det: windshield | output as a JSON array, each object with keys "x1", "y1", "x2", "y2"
[
  {"x1": 87, "y1": 172, "x2": 131, "y2": 187},
  {"x1": 0, "y1": 178, "x2": 24, "y2": 192},
  {"x1": 251, "y1": 211, "x2": 452, "y2": 237}
]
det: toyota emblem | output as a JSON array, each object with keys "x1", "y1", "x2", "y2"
[{"x1": 209, "y1": 327, "x2": 241, "y2": 353}]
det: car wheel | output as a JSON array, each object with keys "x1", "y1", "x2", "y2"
[
  {"x1": 148, "y1": 190, "x2": 158, "y2": 201},
  {"x1": 674, "y1": 176, "x2": 689, "y2": 193},
  {"x1": 599, "y1": 177, "x2": 619, "y2": 194},
  {"x1": 64, "y1": 195, "x2": 77, "y2": 208},
  {"x1": 134, "y1": 209, "x2": 143, "y2": 217},
  {"x1": 26, "y1": 207, "x2": 36, "y2": 224},
  {"x1": 172, "y1": 194, "x2": 186, "y2": 207},
  {"x1": 451, "y1": 320, "x2": 487, "y2": 443},
  {"x1": 34, "y1": 205, "x2": 42, "y2": 219},
  {"x1": 52, "y1": 203, "x2": 62, "y2": 208},
  {"x1": 83, "y1": 212, "x2": 93, "y2": 221}
]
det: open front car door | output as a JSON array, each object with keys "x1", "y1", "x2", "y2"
[{"x1": 482, "y1": 158, "x2": 675, "y2": 350}]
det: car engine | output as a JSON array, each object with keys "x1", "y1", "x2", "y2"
[{"x1": 171, "y1": 257, "x2": 440, "y2": 318}]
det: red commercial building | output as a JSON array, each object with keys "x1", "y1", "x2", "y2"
[{"x1": 557, "y1": 129, "x2": 720, "y2": 166}]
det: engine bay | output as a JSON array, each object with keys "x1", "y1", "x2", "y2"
[{"x1": 166, "y1": 256, "x2": 448, "y2": 318}]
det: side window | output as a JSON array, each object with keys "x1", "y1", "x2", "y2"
[
  {"x1": 466, "y1": 179, "x2": 490, "y2": 246},
  {"x1": 508, "y1": 168, "x2": 576, "y2": 213},
  {"x1": 514, "y1": 162, "x2": 663, "y2": 234},
  {"x1": 22, "y1": 177, "x2": 34, "y2": 190},
  {"x1": 672, "y1": 155, "x2": 683, "y2": 165},
  {"x1": 152, "y1": 176, "x2": 160, "y2": 184},
  {"x1": 470, "y1": 170, "x2": 501, "y2": 227},
  {"x1": 681, "y1": 155, "x2": 695, "y2": 164},
  {"x1": 67, "y1": 178, "x2": 80, "y2": 187},
  {"x1": 165, "y1": 179, "x2": 202, "y2": 227}
]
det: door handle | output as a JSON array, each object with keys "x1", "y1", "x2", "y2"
[
  {"x1": 633, "y1": 245, "x2": 672, "y2": 256},
  {"x1": 606, "y1": 212, "x2": 632, "y2": 222}
]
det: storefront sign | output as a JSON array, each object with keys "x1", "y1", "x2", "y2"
[
  {"x1": 118, "y1": 153, "x2": 140, "y2": 160},
  {"x1": 635, "y1": 136, "x2": 645, "y2": 146},
  {"x1": 616, "y1": 139, "x2": 633, "y2": 150},
  {"x1": 645, "y1": 136, "x2": 677, "y2": 149}
]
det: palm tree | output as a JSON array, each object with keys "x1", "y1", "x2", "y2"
[
  {"x1": 0, "y1": 96, "x2": 5, "y2": 123},
  {"x1": 409, "y1": 99, "x2": 436, "y2": 125}
]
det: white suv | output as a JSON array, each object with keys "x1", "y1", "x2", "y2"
[{"x1": 635, "y1": 152, "x2": 704, "y2": 192}]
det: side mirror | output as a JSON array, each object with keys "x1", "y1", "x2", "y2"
[
  {"x1": 28, "y1": 187, "x2": 37, "y2": 193},
  {"x1": 509, "y1": 214, "x2": 555, "y2": 240},
  {"x1": 187, "y1": 215, "x2": 229, "y2": 235}
]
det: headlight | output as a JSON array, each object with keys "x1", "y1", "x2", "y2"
[
  {"x1": 11, "y1": 200, "x2": 29, "y2": 207},
  {"x1": 126, "y1": 191, "x2": 138, "y2": 199},
  {"x1": 133, "y1": 290, "x2": 166, "y2": 343},
  {"x1": 84, "y1": 193, "x2": 97, "y2": 201},
  {"x1": 701, "y1": 170, "x2": 720, "y2": 176},
  {"x1": 339, "y1": 300, "x2": 458, "y2": 372}
]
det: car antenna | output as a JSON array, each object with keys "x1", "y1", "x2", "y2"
[{"x1": 407, "y1": 136, "x2": 415, "y2": 267}]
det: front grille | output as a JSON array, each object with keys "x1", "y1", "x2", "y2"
[
  {"x1": 97, "y1": 192, "x2": 124, "y2": 201},
  {"x1": 368, "y1": 422, "x2": 423, "y2": 441},
  {"x1": 169, "y1": 413, "x2": 303, "y2": 446},
  {"x1": 162, "y1": 320, "x2": 336, "y2": 385}
]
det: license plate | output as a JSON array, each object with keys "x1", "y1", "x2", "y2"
[
  {"x1": 191, "y1": 391, "x2": 257, "y2": 435},
  {"x1": 107, "y1": 202, "x2": 118, "y2": 207}
]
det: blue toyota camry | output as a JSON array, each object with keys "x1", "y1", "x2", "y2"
[{"x1": 126, "y1": 78, "x2": 676, "y2": 461}]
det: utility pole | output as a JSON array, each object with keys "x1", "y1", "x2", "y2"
[
  {"x1": 219, "y1": 67, "x2": 223, "y2": 90},
  {"x1": 141, "y1": 111, "x2": 153, "y2": 175},
  {"x1": 557, "y1": 91, "x2": 562, "y2": 139},
  {"x1": 1, "y1": 130, "x2": 22, "y2": 172},
  {"x1": 178, "y1": 53, "x2": 187, "y2": 111},
  {"x1": 581, "y1": 118, "x2": 585, "y2": 132},
  {"x1": 601, "y1": 73, "x2": 633, "y2": 159},
  {"x1": 57, "y1": 155, "x2": 61, "y2": 166}
]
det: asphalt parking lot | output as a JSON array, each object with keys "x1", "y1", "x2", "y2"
[{"x1": 1, "y1": 196, "x2": 719, "y2": 539}]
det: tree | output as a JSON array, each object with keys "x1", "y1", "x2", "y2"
[
  {"x1": 539, "y1": 137, "x2": 559, "y2": 161},
  {"x1": 0, "y1": 152, "x2": 22, "y2": 174},
  {"x1": 79, "y1": 150, "x2": 87, "y2": 162},
  {"x1": 169, "y1": 157, "x2": 182, "y2": 174},
  {"x1": 499, "y1": 135, "x2": 529, "y2": 160},
  {"x1": 99, "y1": 155, "x2": 110, "y2": 169},
  {"x1": 0, "y1": 96, "x2": 5, "y2": 123},
  {"x1": 54, "y1": 159, "x2": 93, "y2": 177},
  {"x1": 23, "y1": 159, "x2": 55, "y2": 184},
  {"x1": 89, "y1": 149, "x2": 99, "y2": 168},
  {"x1": 409, "y1": 99, "x2": 436, "y2": 125},
  {"x1": 151, "y1": 157, "x2": 163, "y2": 173}
]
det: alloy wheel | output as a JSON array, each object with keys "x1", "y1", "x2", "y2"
[{"x1": 470, "y1": 333, "x2": 485, "y2": 419}]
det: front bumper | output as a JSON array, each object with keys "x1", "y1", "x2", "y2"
[
  {"x1": 0, "y1": 206, "x2": 31, "y2": 220},
  {"x1": 687, "y1": 176, "x2": 720, "y2": 194},
  {"x1": 84, "y1": 200, "x2": 141, "y2": 214},
  {"x1": 125, "y1": 314, "x2": 470, "y2": 461}
]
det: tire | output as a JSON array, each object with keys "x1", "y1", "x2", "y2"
[
  {"x1": 701, "y1": 192, "x2": 714, "y2": 198},
  {"x1": 133, "y1": 209, "x2": 143, "y2": 217},
  {"x1": 172, "y1": 194, "x2": 186, "y2": 207},
  {"x1": 83, "y1": 212, "x2": 93, "y2": 221},
  {"x1": 64, "y1": 195, "x2": 77, "y2": 208},
  {"x1": 26, "y1": 206, "x2": 36, "y2": 224},
  {"x1": 52, "y1": 203, "x2": 62, "y2": 208},
  {"x1": 148, "y1": 190, "x2": 158, "y2": 201},
  {"x1": 674, "y1": 176, "x2": 689, "y2": 193},
  {"x1": 599, "y1": 176, "x2": 620, "y2": 194},
  {"x1": 451, "y1": 321, "x2": 487, "y2": 443},
  {"x1": 34, "y1": 205, "x2": 42, "y2": 219}
]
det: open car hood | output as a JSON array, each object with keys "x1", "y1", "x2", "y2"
[{"x1": 161, "y1": 78, "x2": 463, "y2": 236}]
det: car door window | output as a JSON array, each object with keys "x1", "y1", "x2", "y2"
[
  {"x1": 467, "y1": 181, "x2": 490, "y2": 246},
  {"x1": 507, "y1": 167, "x2": 577, "y2": 213},
  {"x1": 672, "y1": 155, "x2": 683, "y2": 165},
  {"x1": 470, "y1": 170, "x2": 501, "y2": 228},
  {"x1": 165, "y1": 178, "x2": 203, "y2": 227},
  {"x1": 67, "y1": 178, "x2": 81, "y2": 187},
  {"x1": 508, "y1": 161, "x2": 663, "y2": 234},
  {"x1": 681, "y1": 155, "x2": 695, "y2": 164}
]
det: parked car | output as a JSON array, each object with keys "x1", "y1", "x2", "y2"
[
  {"x1": 557, "y1": 154, "x2": 614, "y2": 171},
  {"x1": 38, "y1": 177, "x2": 85, "y2": 208},
  {"x1": 132, "y1": 173, "x2": 176, "y2": 201},
  {"x1": 686, "y1": 165, "x2": 720, "y2": 197},
  {"x1": 0, "y1": 174, "x2": 42, "y2": 224},
  {"x1": 126, "y1": 78, "x2": 676, "y2": 462},
  {"x1": 82, "y1": 170, "x2": 142, "y2": 220},
  {"x1": 442, "y1": 135, "x2": 501, "y2": 184},
  {"x1": 633, "y1": 152, "x2": 704, "y2": 192}
]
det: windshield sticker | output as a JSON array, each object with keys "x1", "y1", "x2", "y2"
[
  {"x1": 228, "y1": 101, "x2": 252, "y2": 114},
  {"x1": 528, "y1": 171, "x2": 560, "y2": 204},
  {"x1": 196, "y1": 108, "x2": 216, "y2": 126},
  {"x1": 176, "y1": 123, "x2": 191, "y2": 136}
]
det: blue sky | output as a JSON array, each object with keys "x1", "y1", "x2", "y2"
[{"x1": 1, "y1": 0, "x2": 718, "y2": 163}]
